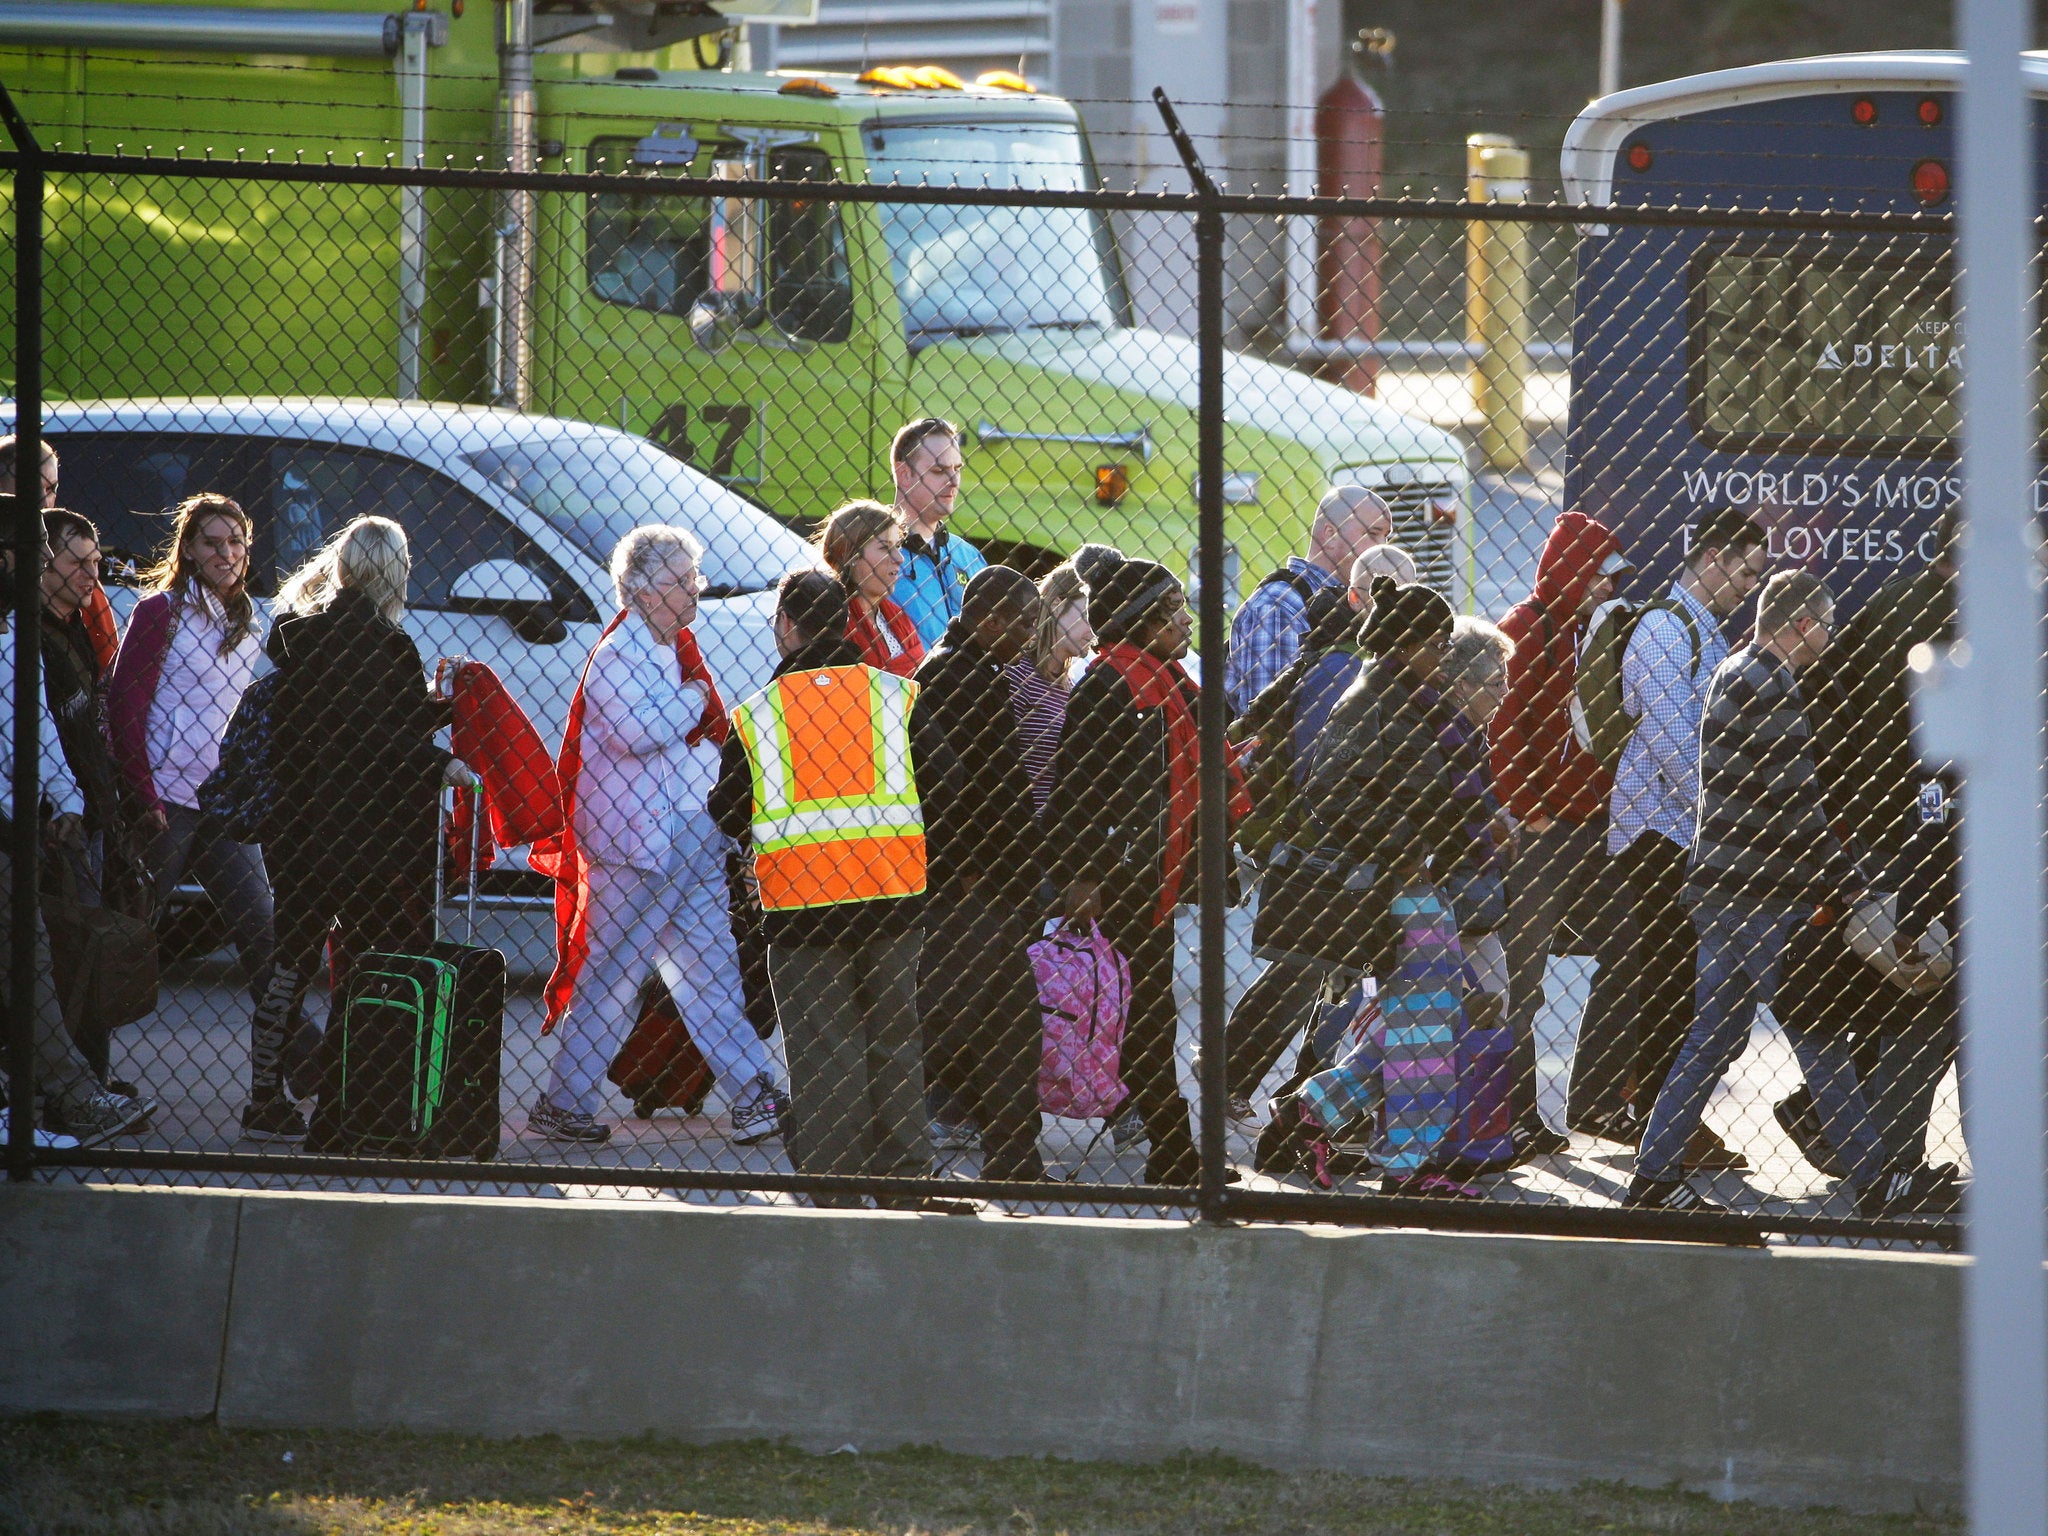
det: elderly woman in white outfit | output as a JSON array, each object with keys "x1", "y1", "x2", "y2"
[{"x1": 534, "y1": 525, "x2": 784, "y2": 1145}]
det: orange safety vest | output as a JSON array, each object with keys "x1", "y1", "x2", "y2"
[{"x1": 729, "y1": 663, "x2": 927, "y2": 912}]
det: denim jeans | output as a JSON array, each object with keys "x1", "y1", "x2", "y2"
[
  {"x1": 1636, "y1": 900, "x2": 1888, "y2": 1190},
  {"x1": 918, "y1": 895, "x2": 1045, "y2": 1183},
  {"x1": 44, "y1": 837, "x2": 115, "y2": 1080},
  {"x1": 1859, "y1": 980, "x2": 1957, "y2": 1170},
  {"x1": 0, "y1": 838, "x2": 98, "y2": 1113},
  {"x1": 1224, "y1": 957, "x2": 1321, "y2": 1100}
]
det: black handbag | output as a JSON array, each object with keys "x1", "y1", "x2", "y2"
[
  {"x1": 1251, "y1": 838, "x2": 1385, "y2": 978},
  {"x1": 1776, "y1": 910, "x2": 1886, "y2": 1041},
  {"x1": 1439, "y1": 867, "x2": 1507, "y2": 937},
  {"x1": 195, "y1": 671, "x2": 282, "y2": 845},
  {"x1": 44, "y1": 850, "x2": 160, "y2": 1037}
]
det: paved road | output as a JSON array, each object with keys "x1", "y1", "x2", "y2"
[{"x1": 68, "y1": 923, "x2": 1962, "y2": 1234}]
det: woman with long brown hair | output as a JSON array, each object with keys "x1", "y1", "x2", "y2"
[
  {"x1": 817, "y1": 499, "x2": 924, "y2": 679},
  {"x1": 107, "y1": 492, "x2": 284, "y2": 1135}
]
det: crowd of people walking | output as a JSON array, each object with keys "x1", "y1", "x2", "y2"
[
  {"x1": 1222, "y1": 488, "x2": 1962, "y2": 1216},
  {"x1": 0, "y1": 417, "x2": 1968, "y2": 1219}
]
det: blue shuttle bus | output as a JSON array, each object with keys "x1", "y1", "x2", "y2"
[{"x1": 1560, "y1": 51, "x2": 2039, "y2": 611}]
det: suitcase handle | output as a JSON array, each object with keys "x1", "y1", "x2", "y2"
[
  {"x1": 467, "y1": 788, "x2": 481, "y2": 944},
  {"x1": 436, "y1": 787, "x2": 483, "y2": 947}
]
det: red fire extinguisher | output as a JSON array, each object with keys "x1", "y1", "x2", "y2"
[{"x1": 1316, "y1": 69, "x2": 1385, "y2": 397}]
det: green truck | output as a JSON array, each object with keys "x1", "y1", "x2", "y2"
[{"x1": 0, "y1": 0, "x2": 1466, "y2": 593}]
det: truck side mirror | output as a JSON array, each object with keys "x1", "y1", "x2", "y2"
[
  {"x1": 446, "y1": 558, "x2": 568, "y2": 645},
  {"x1": 688, "y1": 291, "x2": 742, "y2": 352},
  {"x1": 691, "y1": 157, "x2": 764, "y2": 349}
]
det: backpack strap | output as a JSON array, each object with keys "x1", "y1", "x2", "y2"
[
  {"x1": 1639, "y1": 597, "x2": 1703, "y2": 681},
  {"x1": 1258, "y1": 567, "x2": 1319, "y2": 606}
]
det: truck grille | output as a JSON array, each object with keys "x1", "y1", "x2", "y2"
[{"x1": 1382, "y1": 480, "x2": 1458, "y2": 595}]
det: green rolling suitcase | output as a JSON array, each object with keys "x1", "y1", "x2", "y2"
[{"x1": 307, "y1": 795, "x2": 504, "y2": 1161}]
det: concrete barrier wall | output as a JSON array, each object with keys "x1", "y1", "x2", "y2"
[
  {"x1": 1, "y1": 1182, "x2": 240, "y2": 1419},
  {"x1": 0, "y1": 1183, "x2": 1962, "y2": 1512}
]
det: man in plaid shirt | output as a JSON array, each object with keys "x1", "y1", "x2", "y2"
[{"x1": 1225, "y1": 485, "x2": 1391, "y2": 716}]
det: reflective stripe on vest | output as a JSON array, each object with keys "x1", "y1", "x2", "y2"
[{"x1": 731, "y1": 664, "x2": 927, "y2": 911}]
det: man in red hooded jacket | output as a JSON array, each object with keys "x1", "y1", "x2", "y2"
[{"x1": 1490, "y1": 511, "x2": 1634, "y2": 1156}]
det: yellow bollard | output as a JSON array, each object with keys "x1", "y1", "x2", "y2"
[{"x1": 1466, "y1": 133, "x2": 1532, "y2": 472}]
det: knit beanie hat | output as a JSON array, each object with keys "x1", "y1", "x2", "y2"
[
  {"x1": 1071, "y1": 541, "x2": 1126, "y2": 588},
  {"x1": 1360, "y1": 576, "x2": 1453, "y2": 656},
  {"x1": 1085, "y1": 554, "x2": 1182, "y2": 643}
]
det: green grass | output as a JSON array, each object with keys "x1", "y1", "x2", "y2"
[{"x1": 0, "y1": 1418, "x2": 1958, "y2": 1536}]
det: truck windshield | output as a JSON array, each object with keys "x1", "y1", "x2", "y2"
[
  {"x1": 464, "y1": 437, "x2": 813, "y2": 594},
  {"x1": 863, "y1": 120, "x2": 1122, "y2": 343}
]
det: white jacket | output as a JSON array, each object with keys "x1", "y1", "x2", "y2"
[
  {"x1": 572, "y1": 614, "x2": 727, "y2": 881},
  {"x1": 146, "y1": 586, "x2": 265, "y2": 811}
]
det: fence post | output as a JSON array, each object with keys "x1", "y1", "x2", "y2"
[
  {"x1": 394, "y1": 11, "x2": 434, "y2": 400},
  {"x1": 1926, "y1": 3, "x2": 2048, "y2": 1531},
  {"x1": 490, "y1": 0, "x2": 536, "y2": 411},
  {"x1": 1465, "y1": 134, "x2": 1531, "y2": 473},
  {"x1": 1153, "y1": 88, "x2": 1232, "y2": 1222},
  {"x1": 2, "y1": 80, "x2": 41, "y2": 1183}
]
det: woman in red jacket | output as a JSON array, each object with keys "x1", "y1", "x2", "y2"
[{"x1": 818, "y1": 500, "x2": 924, "y2": 678}]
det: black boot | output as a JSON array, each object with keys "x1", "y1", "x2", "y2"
[
  {"x1": 1253, "y1": 1099, "x2": 1315, "y2": 1175},
  {"x1": 1773, "y1": 1088, "x2": 1845, "y2": 1178}
]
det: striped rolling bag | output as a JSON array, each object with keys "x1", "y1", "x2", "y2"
[{"x1": 1296, "y1": 886, "x2": 1500, "y2": 1180}]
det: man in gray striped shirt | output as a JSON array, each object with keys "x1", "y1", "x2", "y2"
[{"x1": 1626, "y1": 571, "x2": 1953, "y2": 1217}]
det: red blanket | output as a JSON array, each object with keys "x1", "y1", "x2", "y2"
[
  {"x1": 441, "y1": 662, "x2": 562, "y2": 881},
  {"x1": 451, "y1": 662, "x2": 563, "y2": 847},
  {"x1": 533, "y1": 614, "x2": 729, "y2": 1031}
]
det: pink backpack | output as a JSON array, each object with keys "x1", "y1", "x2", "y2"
[{"x1": 1030, "y1": 920, "x2": 1132, "y2": 1119}]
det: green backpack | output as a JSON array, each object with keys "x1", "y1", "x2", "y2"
[{"x1": 1571, "y1": 596, "x2": 1702, "y2": 770}]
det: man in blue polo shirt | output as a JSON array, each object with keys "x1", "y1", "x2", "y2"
[{"x1": 889, "y1": 417, "x2": 987, "y2": 647}]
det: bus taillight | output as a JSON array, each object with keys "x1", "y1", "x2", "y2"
[
  {"x1": 1626, "y1": 142, "x2": 1652, "y2": 173},
  {"x1": 1911, "y1": 158, "x2": 1951, "y2": 205},
  {"x1": 1918, "y1": 97, "x2": 1944, "y2": 126},
  {"x1": 1851, "y1": 97, "x2": 1879, "y2": 126}
]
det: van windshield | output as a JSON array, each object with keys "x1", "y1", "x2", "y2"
[
  {"x1": 863, "y1": 120, "x2": 1124, "y2": 344},
  {"x1": 464, "y1": 437, "x2": 813, "y2": 594}
]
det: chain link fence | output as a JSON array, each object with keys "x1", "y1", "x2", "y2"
[{"x1": 0, "y1": 81, "x2": 1981, "y2": 1247}]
